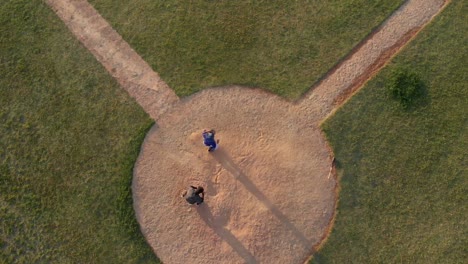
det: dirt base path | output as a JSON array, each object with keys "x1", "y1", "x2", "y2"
[
  {"x1": 47, "y1": 0, "x2": 447, "y2": 263},
  {"x1": 46, "y1": 0, "x2": 179, "y2": 120},
  {"x1": 298, "y1": 0, "x2": 448, "y2": 121}
]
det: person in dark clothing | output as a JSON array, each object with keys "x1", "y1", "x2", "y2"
[
  {"x1": 202, "y1": 129, "x2": 218, "y2": 152},
  {"x1": 182, "y1": 186, "x2": 205, "y2": 205}
]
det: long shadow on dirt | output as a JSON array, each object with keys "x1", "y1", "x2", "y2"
[
  {"x1": 211, "y1": 148, "x2": 310, "y2": 249},
  {"x1": 196, "y1": 204, "x2": 257, "y2": 263}
]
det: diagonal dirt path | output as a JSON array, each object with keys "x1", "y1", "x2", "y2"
[
  {"x1": 47, "y1": 0, "x2": 448, "y2": 263},
  {"x1": 297, "y1": 0, "x2": 448, "y2": 122},
  {"x1": 46, "y1": 0, "x2": 447, "y2": 123},
  {"x1": 46, "y1": 0, "x2": 179, "y2": 121}
]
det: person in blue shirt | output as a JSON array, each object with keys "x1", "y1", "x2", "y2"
[{"x1": 202, "y1": 129, "x2": 218, "y2": 152}]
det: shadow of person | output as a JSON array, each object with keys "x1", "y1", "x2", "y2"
[
  {"x1": 211, "y1": 147, "x2": 311, "y2": 249},
  {"x1": 196, "y1": 204, "x2": 257, "y2": 263}
]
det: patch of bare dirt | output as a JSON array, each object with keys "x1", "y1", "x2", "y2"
[
  {"x1": 47, "y1": 0, "x2": 447, "y2": 263},
  {"x1": 298, "y1": 0, "x2": 448, "y2": 122},
  {"x1": 134, "y1": 87, "x2": 335, "y2": 264},
  {"x1": 46, "y1": 0, "x2": 179, "y2": 120}
]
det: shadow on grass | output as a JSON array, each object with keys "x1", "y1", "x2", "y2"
[
  {"x1": 387, "y1": 67, "x2": 431, "y2": 112},
  {"x1": 402, "y1": 83, "x2": 431, "y2": 112}
]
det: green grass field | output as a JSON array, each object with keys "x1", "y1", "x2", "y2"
[
  {"x1": 2, "y1": 0, "x2": 465, "y2": 263},
  {"x1": 0, "y1": 1, "x2": 157, "y2": 263},
  {"x1": 315, "y1": 0, "x2": 467, "y2": 263},
  {"x1": 88, "y1": 0, "x2": 404, "y2": 98}
]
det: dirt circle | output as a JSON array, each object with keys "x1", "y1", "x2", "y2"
[
  {"x1": 46, "y1": 0, "x2": 447, "y2": 262},
  {"x1": 133, "y1": 86, "x2": 336, "y2": 264}
]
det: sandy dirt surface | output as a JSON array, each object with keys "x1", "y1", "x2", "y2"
[
  {"x1": 298, "y1": 0, "x2": 448, "y2": 122},
  {"x1": 46, "y1": 0, "x2": 179, "y2": 120},
  {"x1": 135, "y1": 87, "x2": 335, "y2": 264},
  {"x1": 47, "y1": 0, "x2": 447, "y2": 263}
]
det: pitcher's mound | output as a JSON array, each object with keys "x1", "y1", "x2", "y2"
[{"x1": 133, "y1": 86, "x2": 336, "y2": 263}]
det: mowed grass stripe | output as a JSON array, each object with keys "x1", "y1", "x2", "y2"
[
  {"x1": 316, "y1": 0, "x2": 467, "y2": 263},
  {"x1": 0, "y1": 1, "x2": 157, "y2": 263},
  {"x1": 88, "y1": 0, "x2": 404, "y2": 99}
]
